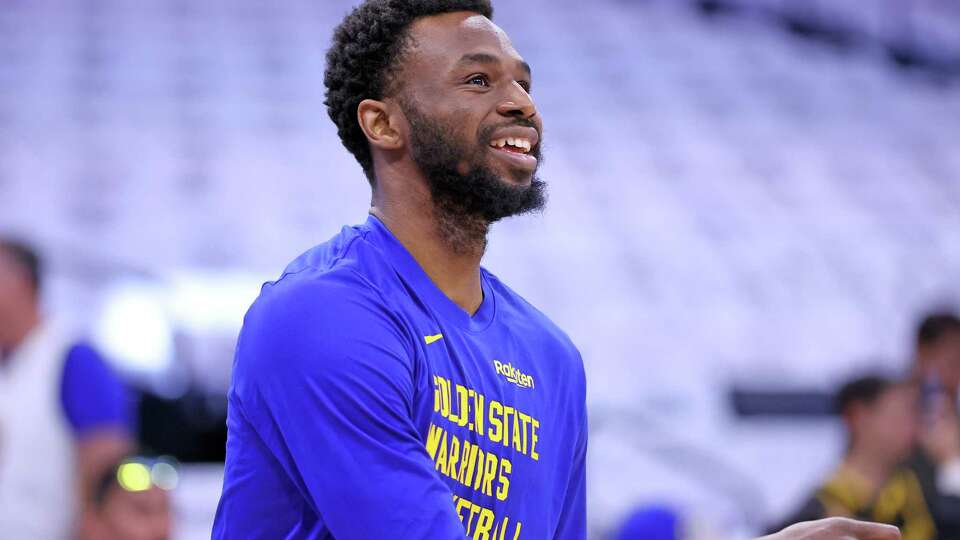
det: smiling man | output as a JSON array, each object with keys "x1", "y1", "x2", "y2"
[
  {"x1": 212, "y1": 2, "x2": 901, "y2": 539},
  {"x1": 213, "y1": 2, "x2": 575, "y2": 538}
]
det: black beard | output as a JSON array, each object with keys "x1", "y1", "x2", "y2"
[{"x1": 402, "y1": 101, "x2": 546, "y2": 255}]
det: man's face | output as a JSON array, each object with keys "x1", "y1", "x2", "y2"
[
  {"x1": 930, "y1": 332, "x2": 960, "y2": 393},
  {"x1": 395, "y1": 12, "x2": 545, "y2": 223},
  {"x1": 854, "y1": 385, "x2": 920, "y2": 464},
  {"x1": 0, "y1": 250, "x2": 34, "y2": 348}
]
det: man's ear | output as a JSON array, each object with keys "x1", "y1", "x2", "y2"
[{"x1": 357, "y1": 99, "x2": 403, "y2": 151}]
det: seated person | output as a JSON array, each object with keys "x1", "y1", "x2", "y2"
[
  {"x1": 908, "y1": 312, "x2": 960, "y2": 539},
  {"x1": 82, "y1": 456, "x2": 176, "y2": 540},
  {"x1": 775, "y1": 375, "x2": 936, "y2": 540}
]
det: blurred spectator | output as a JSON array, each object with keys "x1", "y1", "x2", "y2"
[
  {"x1": 914, "y1": 313, "x2": 960, "y2": 402},
  {"x1": 774, "y1": 375, "x2": 935, "y2": 540},
  {"x1": 81, "y1": 456, "x2": 175, "y2": 540},
  {"x1": 909, "y1": 312, "x2": 960, "y2": 539},
  {"x1": 0, "y1": 238, "x2": 134, "y2": 538}
]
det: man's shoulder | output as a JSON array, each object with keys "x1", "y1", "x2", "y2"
[
  {"x1": 254, "y1": 222, "x2": 397, "y2": 314},
  {"x1": 234, "y1": 223, "x2": 415, "y2": 365},
  {"x1": 244, "y1": 267, "x2": 395, "y2": 347},
  {"x1": 234, "y1": 231, "x2": 417, "y2": 393}
]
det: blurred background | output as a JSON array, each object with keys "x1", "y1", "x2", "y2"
[{"x1": 1, "y1": 0, "x2": 959, "y2": 538}]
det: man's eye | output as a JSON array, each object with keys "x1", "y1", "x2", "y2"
[
  {"x1": 518, "y1": 81, "x2": 532, "y2": 93},
  {"x1": 467, "y1": 75, "x2": 489, "y2": 87}
]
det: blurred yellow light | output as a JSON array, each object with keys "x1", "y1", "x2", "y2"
[{"x1": 117, "y1": 462, "x2": 152, "y2": 492}]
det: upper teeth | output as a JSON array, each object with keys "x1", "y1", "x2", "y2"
[{"x1": 490, "y1": 137, "x2": 531, "y2": 153}]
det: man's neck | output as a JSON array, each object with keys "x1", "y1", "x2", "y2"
[
  {"x1": 371, "y1": 197, "x2": 486, "y2": 317},
  {"x1": 842, "y1": 446, "x2": 896, "y2": 497}
]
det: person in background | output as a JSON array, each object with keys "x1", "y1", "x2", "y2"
[
  {"x1": 617, "y1": 505, "x2": 683, "y2": 540},
  {"x1": 909, "y1": 312, "x2": 960, "y2": 539},
  {"x1": 82, "y1": 456, "x2": 175, "y2": 540},
  {"x1": 776, "y1": 376, "x2": 935, "y2": 540},
  {"x1": 0, "y1": 238, "x2": 134, "y2": 539}
]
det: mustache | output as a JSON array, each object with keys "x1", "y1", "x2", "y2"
[{"x1": 479, "y1": 118, "x2": 540, "y2": 138}]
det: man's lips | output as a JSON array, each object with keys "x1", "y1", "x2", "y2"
[
  {"x1": 486, "y1": 125, "x2": 540, "y2": 172},
  {"x1": 488, "y1": 144, "x2": 538, "y2": 171},
  {"x1": 487, "y1": 126, "x2": 540, "y2": 154}
]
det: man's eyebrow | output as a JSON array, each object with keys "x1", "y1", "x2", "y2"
[{"x1": 456, "y1": 53, "x2": 532, "y2": 77}]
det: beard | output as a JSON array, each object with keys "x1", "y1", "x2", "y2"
[{"x1": 401, "y1": 100, "x2": 546, "y2": 254}]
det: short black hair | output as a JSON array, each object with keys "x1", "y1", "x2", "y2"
[
  {"x1": 835, "y1": 375, "x2": 895, "y2": 415},
  {"x1": 0, "y1": 238, "x2": 41, "y2": 295},
  {"x1": 324, "y1": 0, "x2": 494, "y2": 185},
  {"x1": 917, "y1": 311, "x2": 960, "y2": 347}
]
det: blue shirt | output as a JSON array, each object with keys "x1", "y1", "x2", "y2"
[
  {"x1": 60, "y1": 343, "x2": 132, "y2": 438},
  {"x1": 213, "y1": 215, "x2": 587, "y2": 539}
]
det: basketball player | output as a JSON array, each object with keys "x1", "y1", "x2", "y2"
[{"x1": 213, "y1": 2, "x2": 900, "y2": 538}]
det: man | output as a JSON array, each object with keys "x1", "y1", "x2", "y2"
[
  {"x1": 776, "y1": 376, "x2": 935, "y2": 540},
  {"x1": 909, "y1": 312, "x2": 960, "y2": 539},
  {"x1": 82, "y1": 456, "x2": 174, "y2": 540},
  {"x1": 213, "y1": 1, "x2": 899, "y2": 539},
  {"x1": 0, "y1": 238, "x2": 134, "y2": 538}
]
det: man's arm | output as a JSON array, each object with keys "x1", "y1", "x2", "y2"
[
  {"x1": 553, "y1": 356, "x2": 587, "y2": 540},
  {"x1": 60, "y1": 343, "x2": 135, "y2": 534},
  {"x1": 230, "y1": 273, "x2": 466, "y2": 539},
  {"x1": 760, "y1": 518, "x2": 900, "y2": 540},
  {"x1": 552, "y1": 420, "x2": 586, "y2": 539},
  {"x1": 76, "y1": 431, "x2": 133, "y2": 502}
]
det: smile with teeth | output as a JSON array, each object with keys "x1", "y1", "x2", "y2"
[{"x1": 489, "y1": 137, "x2": 532, "y2": 154}]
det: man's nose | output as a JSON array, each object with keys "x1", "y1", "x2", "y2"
[{"x1": 497, "y1": 85, "x2": 537, "y2": 119}]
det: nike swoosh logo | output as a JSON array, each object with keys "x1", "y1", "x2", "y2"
[{"x1": 424, "y1": 333, "x2": 444, "y2": 345}]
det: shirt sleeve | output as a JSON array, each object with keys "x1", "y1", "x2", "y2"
[
  {"x1": 553, "y1": 359, "x2": 588, "y2": 540},
  {"x1": 59, "y1": 342, "x2": 133, "y2": 439},
  {"x1": 232, "y1": 271, "x2": 467, "y2": 539}
]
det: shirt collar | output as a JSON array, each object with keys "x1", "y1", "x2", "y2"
[{"x1": 364, "y1": 214, "x2": 496, "y2": 333}]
